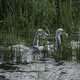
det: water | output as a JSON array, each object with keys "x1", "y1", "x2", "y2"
[{"x1": 0, "y1": 59, "x2": 80, "y2": 80}]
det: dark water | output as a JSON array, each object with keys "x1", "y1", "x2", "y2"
[
  {"x1": 0, "y1": 75, "x2": 9, "y2": 80},
  {"x1": 0, "y1": 60, "x2": 80, "y2": 80}
]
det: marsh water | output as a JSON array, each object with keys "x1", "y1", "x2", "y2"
[{"x1": 0, "y1": 58, "x2": 80, "y2": 80}]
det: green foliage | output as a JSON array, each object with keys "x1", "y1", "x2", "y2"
[
  {"x1": 0, "y1": 0, "x2": 80, "y2": 62},
  {"x1": 76, "y1": 47, "x2": 80, "y2": 63},
  {"x1": 61, "y1": 33, "x2": 72, "y2": 61},
  {"x1": 0, "y1": 0, "x2": 79, "y2": 44},
  {"x1": 3, "y1": 47, "x2": 11, "y2": 63}
]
